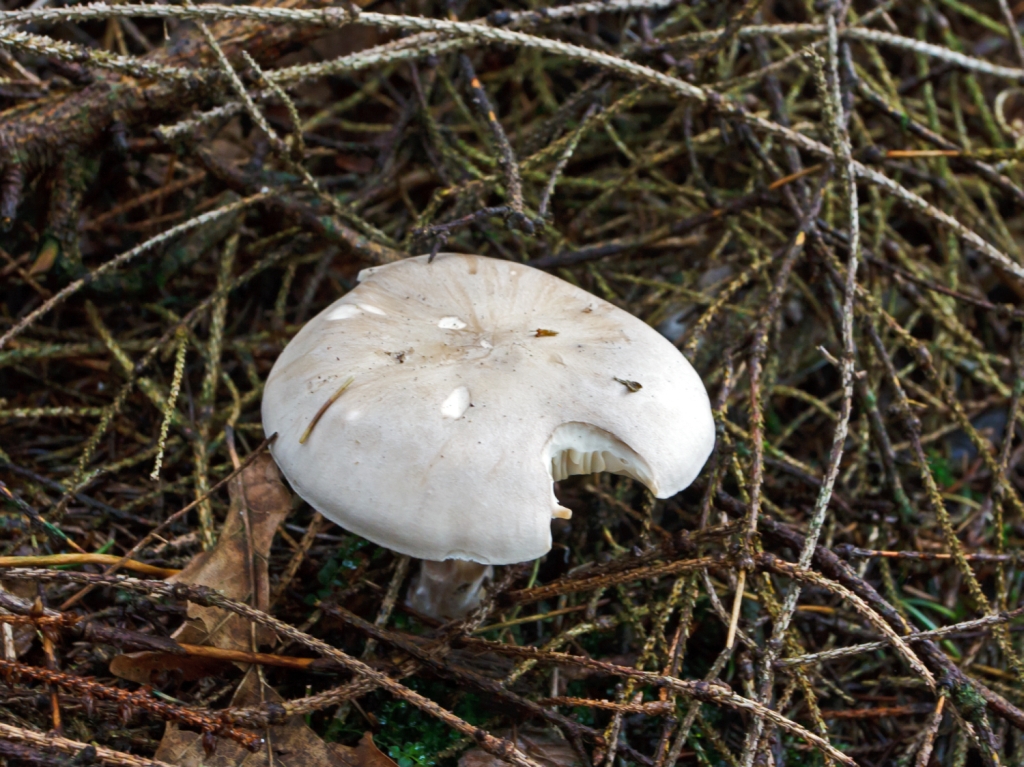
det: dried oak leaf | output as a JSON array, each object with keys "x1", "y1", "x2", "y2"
[
  {"x1": 111, "y1": 453, "x2": 292, "y2": 684},
  {"x1": 155, "y1": 668, "x2": 394, "y2": 767}
]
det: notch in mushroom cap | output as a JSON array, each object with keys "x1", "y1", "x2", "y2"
[{"x1": 262, "y1": 254, "x2": 715, "y2": 616}]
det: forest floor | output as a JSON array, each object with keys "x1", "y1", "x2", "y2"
[{"x1": 2, "y1": 0, "x2": 1024, "y2": 765}]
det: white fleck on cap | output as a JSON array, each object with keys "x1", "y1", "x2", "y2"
[{"x1": 262, "y1": 254, "x2": 715, "y2": 565}]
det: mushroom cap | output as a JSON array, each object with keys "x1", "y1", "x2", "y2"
[{"x1": 262, "y1": 253, "x2": 715, "y2": 565}]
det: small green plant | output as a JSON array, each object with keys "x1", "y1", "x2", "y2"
[
  {"x1": 926, "y1": 449, "x2": 955, "y2": 489},
  {"x1": 388, "y1": 741, "x2": 437, "y2": 767},
  {"x1": 372, "y1": 684, "x2": 487, "y2": 766}
]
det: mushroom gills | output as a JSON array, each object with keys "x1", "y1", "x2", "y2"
[{"x1": 545, "y1": 422, "x2": 654, "y2": 487}]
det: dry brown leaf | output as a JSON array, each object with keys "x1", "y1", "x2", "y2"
[
  {"x1": 175, "y1": 452, "x2": 292, "y2": 649},
  {"x1": 459, "y1": 730, "x2": 579, "y2": 767},
  {"x1": 130, "y1": 454, "x2": 375, "y2": 767},
  {"x1": 108, "y1": 651, "x2": 227, "y2": 683},
  {"x1": 111, "y1": 453, "x2": 292, "y2": 684},
  {"x1": 154, "y1": 667, "x2": 383, "y2": 767},
  {"x1": 332, "y1": 732, "x2": 399, "y2": 767}
]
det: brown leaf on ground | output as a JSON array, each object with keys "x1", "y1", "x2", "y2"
[
  {"x1": 108, "y1": 651, "x2": 228, "y2": 684},
  {"x1": 155, "y1": 667, "x2": 386, "y2": 767},
  {"x1": 459, "y1": 730, "x2": 578, "y2": 767},
  {"x1": 175, "y1": 452, "x2": 292, "y2": 648},
  {"x1": 332, "y1": 732, "x2": 399, "y2": 767},
  {"x1": 111, "y1": 453, "x2": 291, "y2": 684}
]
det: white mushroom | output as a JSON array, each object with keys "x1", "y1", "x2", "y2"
[{"x1": 262, "y1": 253, "x2": 715, "y2": 619}]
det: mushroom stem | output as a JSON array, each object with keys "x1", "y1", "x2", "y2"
[{"x1": 406, "y1": 559, "x2": 494, "y2": 620}]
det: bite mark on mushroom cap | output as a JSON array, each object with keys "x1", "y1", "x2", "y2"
[{"x1": 262, "y1": 253, "x2": 715, "y2": 566}]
